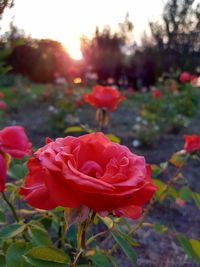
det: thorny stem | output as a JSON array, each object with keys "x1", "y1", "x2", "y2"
[
  {"x1": 129, "y1": 198, "x2": 154, "y2": 235},
  {"x1": 76, "y1": 211, "x2": 94, "y2": 250},
  {"x1": 86, "y1": 230, "x2": 108, "y2": 246},
  {"x1": 71, "y1": 249, "x2": 83, "y2": 267},
  {"x1": 159, "y1": 165, "x2": 184, "y2": 201},
  {"x1": 141, "y1": 222, "x2": 177, "y2": 238},
  {"x1": 192, "y1": 154, "x2": 200, "y2": 162},
  {"x1": 1, "y1": 192, "x2": 29, "y2": 241},
  {"x1": 96, "y1": 108, "x2": 109, "y2": 132},
  {"x1": 1, "y1": 192, "x2": 19, "y2": 222},
  {"x1": 58, "y1": 219, "x2": 65, "y2": 249},
  {"x1": 72, "y1": 211, "x2": 97, "y2": 265}
]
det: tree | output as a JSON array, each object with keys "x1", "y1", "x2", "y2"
[
  {"x1": 149, "y1": 0, "x2": 200, "y2": 71},
  {"x1": 0, "y1": 1, "x2": 15, "y2": 75},
  {"x1": 0, "y1": 0, "x2": 14, "y2": 17},
  {"x1": 7, "y1": 39, "x2": 72, "y2": 83},
  {"x1": 80, "y1": 15, "x2": 133, "y2": 83}
]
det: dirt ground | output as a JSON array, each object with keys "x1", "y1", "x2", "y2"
[{"x1": 8, "y1": 99, "x2": 200, "y2": 267}]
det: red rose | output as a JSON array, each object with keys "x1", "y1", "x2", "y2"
[
  {"x1": 20, "y1": 132, "x2": 156, "y2": 219},
  {"x1": 179, "y1": 72, "x2": 191, "y2": 83},
  {"x1": 84, "y1": 85, "x2": 125, "y2": 111},
  {"x1": 152, "y1": 89, "x2": 162, "y2": 98},
  {"x1": 0, "y1": 126, "x2": 32, "y2": 192},
  {"x1": 184, "y1": 134, "x2": 200, "y2": 153},
  {"x1": 0, "y1": 126, "x2": 32, "y2": 158}
]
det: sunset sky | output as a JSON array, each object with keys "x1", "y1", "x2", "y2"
[{"x1": 1, "y1": 0, "x2": 164, "y2": 59}]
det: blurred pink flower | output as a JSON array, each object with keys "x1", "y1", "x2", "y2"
[
  {"x1": 152, "y1": 89, "x2": 162, "y2": 98},
  {"x1": 179, "y1": 72, "x2": 191, "y2": 83},
  {"x1": 0, "y1": 101, "x2": 7, "y2": 110}
]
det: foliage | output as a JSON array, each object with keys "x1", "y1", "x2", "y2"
[{"x1": 132, "y1": 81, "x2": 200, "y2": 145}]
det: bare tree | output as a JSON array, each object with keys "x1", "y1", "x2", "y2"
[
  {"x1": 0, "y1": 0, "x2": 14, "y2": 17},
  {"x1": 150, "y1": 0, "x2": 200, "y2": 53}
]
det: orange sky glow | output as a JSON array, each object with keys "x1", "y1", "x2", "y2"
[{"x1": 1, "y1": 0, "x2": 164, "y2": 59}]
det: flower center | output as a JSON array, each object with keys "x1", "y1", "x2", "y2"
[{"x1": 79, "y1": 160, "x2": 104, "y2": 179}]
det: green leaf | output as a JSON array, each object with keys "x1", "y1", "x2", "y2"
[
  {"x1": 6, "y1": 242, "x2": 32, "y2": 267},
  {"x1": 100, "y1": 216, "x2": 114, "y2": 229},
  {"x1": 0, "y1": 209, "x2": 6, "y2": 222},
  {"x1": 8, "y1": 163, "x2": 27, "y2": 180},
  {"x1": 151, "y1": 164, "x2": 161, "y2": 178},
  {"x1": 169, "y1": 152, "x2": 188, "y2": 168},
  {"x1": 177, "y1": 234, "x2": 195, "y2": 259},
  {"x1": 190, "y1": 239, "x2": 200, "y2": 263},
  {"x1": 115, "y1": 225, "x2": 140, "y2": 246},
  {"x1": 0, "y1": 223, "x2": 26, "y2": 240},
  {"x1": 160, "y1": 162, "x2": 168, "y2": 170},
  {"x1": 64, "y1": 126, "x2": 84, "y2": 134},
  {"x1": 0, "y1": 254, "x2": 6, "y2": 267},
  {"x1": 168, "y1": 186, "x2": 178, "y2": 199},
  {"x1": 25, "y1": 246, "x2": 69, "y2": 264},
  {"x1": 91, "y1": 250, "x2": 113, "y2": 267},
  {"x1": 153, "y1": 223, "x2": 168, "y2": 233},
  {"x1": 23, "y1": 257, "x2": 68, "y2": 267},
  {"x1": 111, "y1": 232, "x2": 137, "y2": 266},
  {"x1": 28, "y1": 220, "x2": 46, "y2": 230},
  {"x1": 28, "y1": 225, "x2": 52, "y2": 246},
  {"x1": 192, "y1": 192, "x2": 200, "y2": 209},
  {"x1": 105, "y1": 134, "x2": 120, "y2": 143},
  {"x1": 153, "y1": 179, "x2": 165, "y2": 200},
  {"x1": 153, "y1": 179, "x2": 177, "y2": 200},
  {"x1": 66, "y1": 224, "x2": 77, "y2": 247},
  {"x1": 179, "y1": 186, "x2": 191, "y2": 201}
]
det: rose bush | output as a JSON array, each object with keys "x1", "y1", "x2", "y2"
[
  {"x1": 84, "y1": 85, "x2": 125, "y2": 111},
  {"x1": 0, "y1": 125, "x2": 32, "y2": 192},
  {"x1": 20, "y1": 132, "x2": 156, "y2": 219}
]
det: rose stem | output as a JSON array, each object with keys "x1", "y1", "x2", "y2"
[
  {"x1": 1, "y1": 192, "x2": 29, "y2": 241},
  {"x1": 1, "y1": 192, "x2": 19, "y2": 222}
]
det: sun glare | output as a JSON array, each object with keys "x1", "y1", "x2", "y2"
[
  {"x1": 62, "y1": 39, "x2": 83, "y2": 60},
  {"x1": 1, "y1": 0, "x2": 163, "y2": 60}
]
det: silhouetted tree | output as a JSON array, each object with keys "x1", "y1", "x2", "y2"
[
  {"x1": 80, "y1": 15, "x2": 133, "y2": 83},
  {"x1": 0, "y1": 2, "x2": 15, "y2": 75},
  {"x1": 7, "y1": 39, "x2": 72, "y2": 82},
  {"x1": 0, "y1": 0, "x2": 14, "y2": 17},
  {"x1": 149, "y1": 0, "x2": 200, "y2": 71}
]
